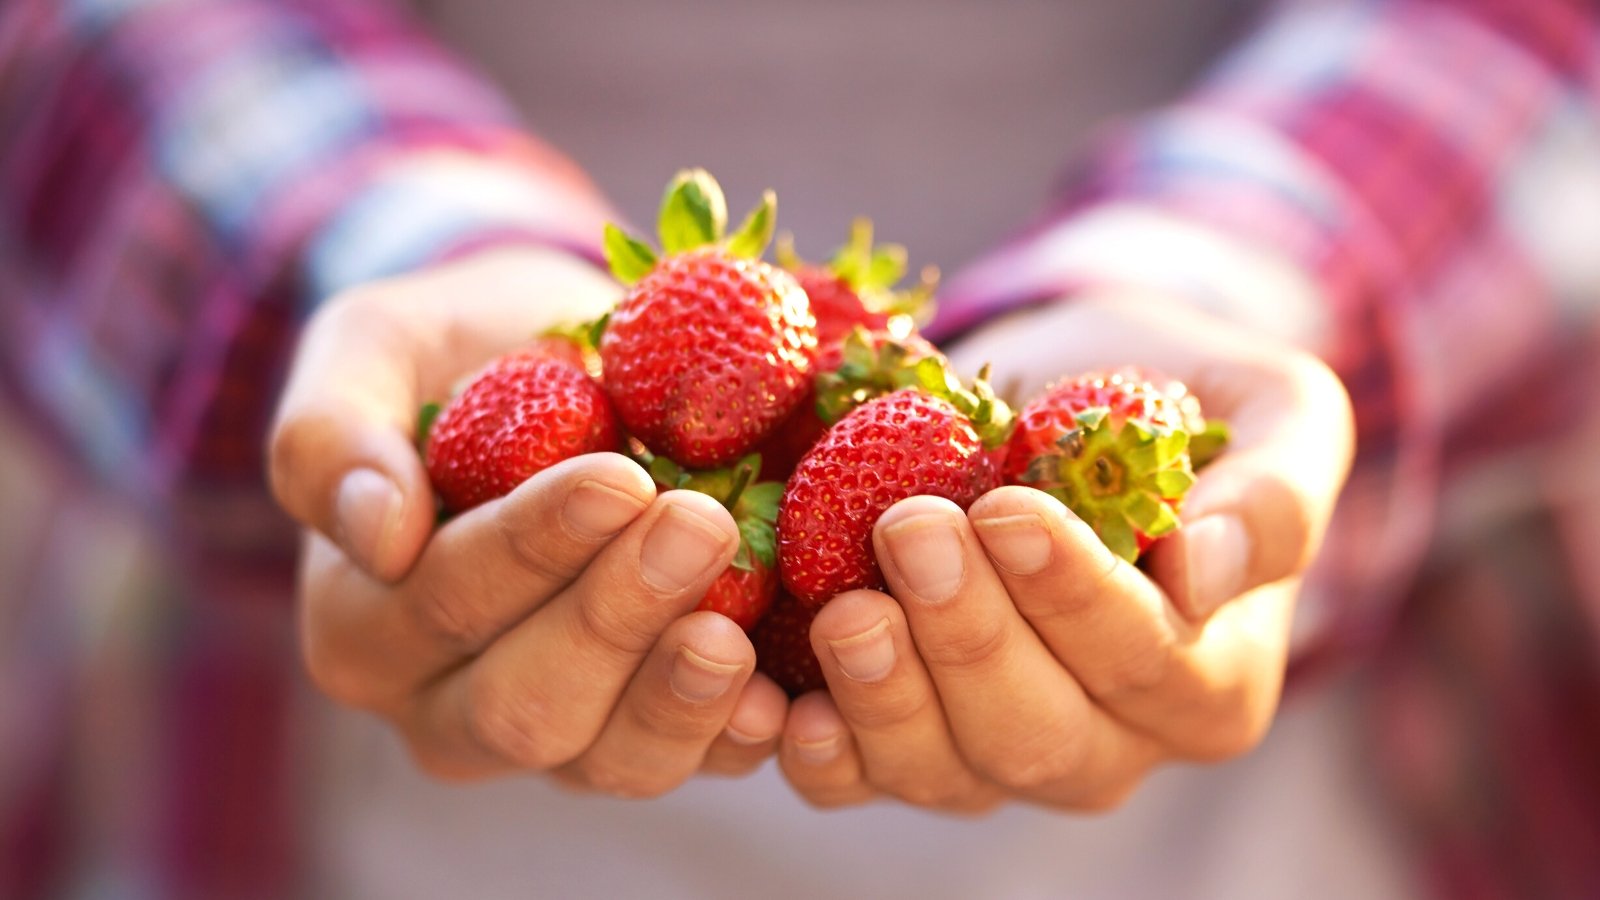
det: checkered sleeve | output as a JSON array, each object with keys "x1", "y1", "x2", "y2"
[
  {"x1": 935, "y1": 0, "x2": 1600, "y2": 668},
  {"x1": 0, "y1": 0, "x2": 613, "y2": 491}
]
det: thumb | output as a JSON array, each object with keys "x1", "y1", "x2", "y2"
[
  {"x1": 267, "y1": 247, "x2": 620, "y2": 581},
  {"x1": 268, "y1": 296, "x2": 436, "y2": 582},
  {"x1": 1149, "y1": 354, "x2": 1354, "y2": 621}
]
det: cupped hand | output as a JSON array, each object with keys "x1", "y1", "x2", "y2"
[
  {"x1": 776, "y1": 294, "x2": 1355, "y2": 812},
  {"x1": 269, "y1": 248, "x2": 787, "y2": 794}
]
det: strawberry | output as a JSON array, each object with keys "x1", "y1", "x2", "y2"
[
  {"x1": 750, "y1": 590, "x2": 826, "y2": 696},
  {"x1": 777, "y1": 365, "x2": 1014, "y2": 607},
  {"x1": 639, "y1": 450, "x2": 782, "y2": 631},
  {"x1": 599, "y1": 169, "x2": 816, "y2": 468},
  {"x1": 1005, "y1": 368, "x2": 1225, "y2": 562},
  {"x1": 776, "y1": 218, "x2": 936, "y2": 346},
  {"x1": 700, "y1": 561, "x2": 778, "y2": 631},
  {"x1": 755, "y1": 326, "x2": 946, "y2": 481},
  {"x1": 423, "y1": 343, "x2": 621, "y2": 514}
]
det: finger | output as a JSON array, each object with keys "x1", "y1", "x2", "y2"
[
  {"x1": 941, "y1": 295, "x2": 1353, "y2": 621},
  {"x1": 562, "y1": 612, "x2": 754, "y2": 798},
  {"x1": 269, "y1": 294, "x2": 437, "y2": 581},
  {"x1": 407, "y1": 490, "x2": 740, "y2": 772},
  {"x1": 269, "y1": 248, "x2": 618, "y2": 581},
  {"x1": 297, "y1": 453, "x2": 655, "y2": 707},
  {"x1": 701, "y1": 674, "x2": 788, "y2": 777},
  {"x1": 874, "y1": 496, "x2": 1160, "y2": 807},
  {"x1": 968, "y1": 486, "x2": 1291, "y2": 761},
  {"x1": 1149, "y1": 353, "x2": 1353, "y2": 620},
  {"x1": 778, "y1": 691, "x2": 876, "y2": 809},
  {"x1": 808, "y1": 591, "x2": 1000, "y2": 812}
]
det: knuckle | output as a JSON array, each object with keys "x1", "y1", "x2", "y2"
[
  {"x1": 917, "y1": 619, "x2": 1013, "y2": 674},
  {"x1": 495, "y1": 501, "x2": 587, "y2": 584},
  {"x1": 836, "y1": 681, "x2": 933, "y2": 732},
  {"x1": 1014, "y1": 555, "x2": 1123, "y2": 627},
  {"x1": 984, "y1": 745, "x2": 1082, "y2": 795},
  {"x1": 572, "y1": 591, "x2": 659, "y2": 661},
  {"x1": 977, "y1": 727, "x2": 1090, "y2": 795},
  {"x1": 464, "y1": 672, "x2": 576, "y2": 770},
  {"x1": 412, "y1": 580, "x2": 495, "y2": 650},
  {"x1": 627, "y1": 690, "x2": 721, "y2": 744},
  {"x1": 1094, "y1": 633, "x2": 1176, "y2": 699}
]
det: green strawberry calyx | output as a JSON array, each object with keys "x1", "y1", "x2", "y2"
[
  {"x1": 416, "y1": 401, "x2": 443, "y2": 449},
  {"x1": 898, "y1": 359, "x2": 1015, "y2": 451},
  {"x1": 815, "y1": 325, "x2": 944, "y2": 424},
  {"x1": 775, "y1": 218, "x2": 938, "y2": 325},
  {"x1": 603, "y1": 168, "x2": 777, "y2": 285},
  {"x1": 1188, "y1": 418, "x2": 1231, "y2": 470},
  {"x1": 537, "y1": 314, "x2": 610, "y2": 378},
  {"x1": 633, "y1": 446, "x2": 780, "y2": 573},
  {"x1": 541, "y1": 314, "x2": 609, "y2": 354},
  {"x1": 1020, "y1": 409, "x2": 1198, "y2": 563}
]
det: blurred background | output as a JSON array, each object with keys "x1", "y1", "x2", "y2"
[{"x1": 3, "y1": 0, "x2": 1600, "y2": 898}]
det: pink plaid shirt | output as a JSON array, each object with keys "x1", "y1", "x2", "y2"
[{"x1": 1, "y1": 0, "x2": 1598, "y2": 897}]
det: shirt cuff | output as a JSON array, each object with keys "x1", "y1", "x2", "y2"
[
  {"x1": 931, "y1": 201, "x2": 1331, "y2": 351},
  {"x1": 296, "y1": 142, "x2": 616, "y2": 306}
]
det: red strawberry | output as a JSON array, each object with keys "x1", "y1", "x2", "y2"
[
  {"x1": 599, "y1": 170, "x2": 816, "y2": 468},
  {"x1": 778, "y1": 369, "x2": 1013, "y2": 607},
  {"x1": 776, "y1": 219, "x2": 936, "y2": 346},
  {"x1": 639, "y1": 450, "x2": 782, "y2": 631},
  {"x1": 756, "y1": 327, "x2": 947, "y2": 481},
  {"x1": 423, "y1": 345, "x2": 621, "y2": 514},
  {"x1": 750, "y1": 590, "x2": 826, "y2": 696},
  {"x1": 700, "y1": 560, "x2": 778, "y2": 631},
  {"x1": 792, "y1": 267, "x2": 889, "y2": 346},
  {"x1": 1006, "y1": 368, "x2": 1224, "y2": 562}
]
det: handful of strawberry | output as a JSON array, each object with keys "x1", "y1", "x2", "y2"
[{"x1": 417, "y1": 169, "x2": 1226, "y2": 698}]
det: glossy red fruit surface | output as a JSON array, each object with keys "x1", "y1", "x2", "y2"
[
  {"x1": 425, "y1": 349, "x2": 620, "y2": 513},
  {"x1": 600, "y1": 250, "x2": 815, "y2": 468},
  {"x1": 778, "y1": 389, "x2": 1004, "y2": 607},
  {"x1": 750, "y1": 590, "x2": 826, "y2": 696}
]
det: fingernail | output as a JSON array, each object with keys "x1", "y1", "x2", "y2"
[
  {"x1": 335, "y1": 468, "x2": 402, "y2": 572},
  {"x1": 826, "y1": 618, "x2": 896, "y2": 683},
  {"x1": 971, "y1": 513, "x2": 1052, "y2": 575},
  {"x1": 882, "y1": 513, "x2": 966, "y2": 604},
  {"x1": 1183, "y1": 515, "x2": 1250, "y2": 619},
  {"x1": 640, "y1": 504, "x2": 731, "y2": 592},
  {"x1": 669, "y1": 647, "x2": 741, "y2": 703},
  {"x1": 563, "y1": 479, "x2": 649, "y2": 539},
  {"x1": 794, "y1": 735, "x2": 841, "y2": 765},
  {"x1": 724, "y1": 724, "x2": 770, "y2": 746}
]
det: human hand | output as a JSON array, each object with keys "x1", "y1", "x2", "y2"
[
  {"x1": 269, "y1": 248, "x2": 788, "y2": 793},
  {"x1": 775, "y1": 294, "x2": 1354, "y2": 811}
]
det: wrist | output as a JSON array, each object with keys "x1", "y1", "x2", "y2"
[
  {"x1": 299, "y1": 144, "x2": 615, "y2": 307},
  {"x1": 937, "y1": 203, "x2": 1330, "y2": 353}
]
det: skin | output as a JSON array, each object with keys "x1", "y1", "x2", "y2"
[
  {"x1": 778, "y1": 295, "x2": 1355, "y2": 811},
  {"x1": 272, "y1": 248, "x2": 788, "y2": 793},
  {"x1": 272, "y1": 250, "x2": 1354, "y2": 809}
]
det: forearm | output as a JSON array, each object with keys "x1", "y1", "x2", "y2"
[
  {"x1": 0, "y1": 0, "x2": 611, "y2": 488},
  {"x1": 938, "y1": 0, "x2": 1600, "y2": 666}
]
